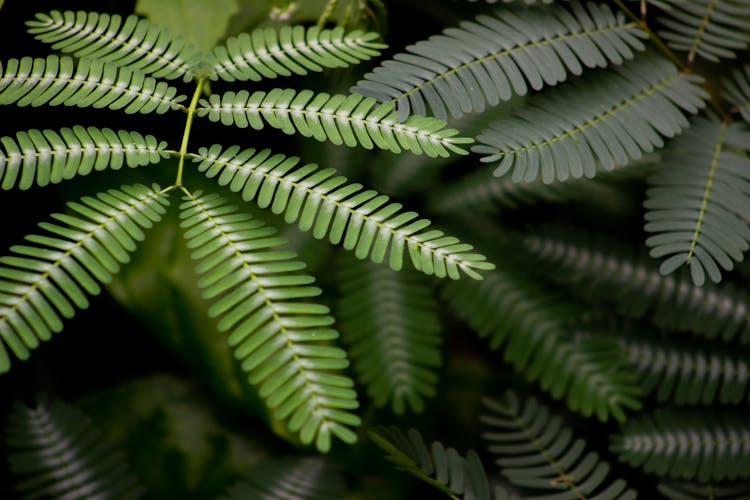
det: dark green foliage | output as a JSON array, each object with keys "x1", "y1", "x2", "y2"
[
  {"x1": 481, "y1": 391, "x2": 637, "y2": 499},
  {"x1": 723, "y1": 64, "x2": 750, "y2": 124},
  {"x1": 369, "y1": 426, "x2": 494, "y2": 500},
  {"x1": 352, "y1": 1, "x2": 648, "y2": 120},
  {"x1": 221, "y1": 456, "x2": 345, "y2": 500},
  {"x1": 520, "y1": 226, "x2": 750, "y2": 343},
  {"x1": 336, "y1": 257, "x2": 442, "y2": 414},
  {"x1": 644, "y1": 117, "x2": 750, "y2": 285},
  {"x1": 657, "y1": 480, "x2": 750, "y2": 500},
  {"x1": 473, "y1": 53, "x2": 706, "y2": 183},
  {"x1": 611, "y1": 408, "x2": 750, "y2": 482},
  {"x1": 4, "y1": 395, "x2": 144, "y2": 499}
]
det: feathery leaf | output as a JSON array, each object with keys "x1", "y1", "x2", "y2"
[
  {"x1": 178, "y1": 191, "x2": 361, "y2": 452},
  {"x1": 644, "y1": 117, "x2": 750, "y2": 285},
  {"x1": 723, "y1": 64, "x2": 750, "y2": 124},
  {"x1": 197, "y1": 89, "x2": 472, "y2": 157},
  {"x1": 0, "y1": 56, "x2": 186, "y2": 113},
  {"x1": 0, "y1": 184, "x2": 169, "y2": 374},
  {"x1": 5, "y1": 395, "x2": 144, "y2": 499},
  {"x1": 611, "y1": 408, "x2": 750, "y2": 482},
  {"x1": 206, "y1": 25, "x2": 385, "y2": 82},
  {"x1": 192, "y1": 145, "x2": 494, "y2": 280},
  {"x1": 473, "y1": 53, "x2": 706, "y2": 183},
  {"x1": 370, "y1": 426, "x2": 493, "y2": 500},
  {"x1": 351, "y1": 1, "x2": 647, "y2": 121},
  {"x1": 482, "y1": 391, "x2": 637, "y2": 499},
  {"x1": 656, "y1": 0, "x2": 750, "y2": 64},
  {"x1": 336, "y1": 257, "x2": 442, "y2": 415},
  {"x1": 26, "y1": 10, "x2": 202, "y2": 81},
  {"x1": 0, "y1": 127, "x2": 169, "y2": 191}
]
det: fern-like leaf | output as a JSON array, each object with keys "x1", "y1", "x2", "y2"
[
  {"x1": 206, "y1": 25, "x2": 385, "y2": 82},
  {"x1": 336, "y1": 257, "x2": 442, "y2": 415},
  {"x1": 221, "y1": 456, "x2": 344, "y2": 500},
  {"x1": 481, "y1": 391, "x2": 637, "y2": 499},
  {"x1": 723, "y1": 64, "x2": 750, "y2": 124},
  {"x1": 351, "y1": 1, "x2": 647, "y2": 121},
  {"x1": 656, "y1": 0, "x2": 750, "y2": 64},
  {"x1": 611, "y1": 408, "x2": 750, "y2": 482},
  {"x1": 0, "y1": 127, "x2": 168, "y2": 190},
  {"x1": 0, "y1": 56, "x2": 186, "y2": 113},
  {"x1": 197, "y1": 89, "x2": 472, "y2": 157},
  {"x1": 521, "y1": 225, "x2": 750, "y2": 343},
  {"x1": 616, "y1": 326, "x2": 750, "y2": 405},
  {"x1": 191, "y1": 145, "x2": 494, "y2": 279},
  {"x1": 26, "y1": 10, "x2": 201, "y2": 81},
  {"x1": 0, "y1": 184, "x2": 169, "y2": 374},
  {"x1": 644, "y1": 116, "x2": 750, "y2": 285},
  {"x1": 658, "y1": 480, "x2": 750, "y2": 500},
  {"x1": 473, "y1": 53, "x2": 706, "y2": 183},
  {"x1": 5, "y1": 395, "x2": 144, "y2": 499},
  {"x1": 369, "y1": 426, "x2": 494, "y2": 500},
  {"x1": 442, "y1": 264, "x2": 641, "y2": 422},
  {"x1": 178, "y1": 191, "x2": 360, "y2": 452}
]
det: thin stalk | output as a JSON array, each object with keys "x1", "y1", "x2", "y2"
[
  {"x1": 317, "y1": 0, "x2": 338, "y2": 30},
  {"x1": 175, "y1": 78, "x2": 205, "y2": 187}
]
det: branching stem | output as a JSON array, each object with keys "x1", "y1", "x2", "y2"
[{"x1": 175, "y1": 78, "x2": 205, "y2": 187}]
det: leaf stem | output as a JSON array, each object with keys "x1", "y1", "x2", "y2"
[
  {"x1": 317, "y1": 0, "x2": 338, "y2": 29},
  {"x1": 175, "y1": 77, "x2": 205, "y2": 187}
]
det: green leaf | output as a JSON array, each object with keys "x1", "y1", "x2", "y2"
[{"x1": 136, "y1": 0, "x2": 240, "y2": 53}]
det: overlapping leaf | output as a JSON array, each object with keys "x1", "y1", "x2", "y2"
[
  {"x1": 723, "y1": 63, "x2": 750, "y2": 124},
  {"x1": 645, "y1": 117, "x2": 750, "y2": 285},
  {"x1": 473, "y1": 53, "x2": 706, "y2": 183},
  {"x1": 611, "y1": 409, "x2": 750, "y2": 482},
  {"x1": 351, "y1": 1, "x2": 647, "y2": 120},
  {"x1": 482, "y1": 392, "x2": 637, "y2": 499},
  {"x1": 0, "y1": 126, "x2": 168, "y2": 190},
  {"x1": 191, "y1": 145, "x2": 494, "y2": 280},
  {"x1": 178, "y1": 191, "x2": 361, "y2": 452},
  {"x1": 197, "y1": 89, "x2": 472, "y2": 157},
  {"x1": 656, "y1": 0, "x2": 750, "y2": 64},
  {"x1": 0, "y1": 56, "x2": 186, "y2": 113},
  {"x1": 0, "y1": 184, "x2": 168, "y2": 370},
  {"x1": 26, "y1": 10, "x2": 202, "y2": 81}
]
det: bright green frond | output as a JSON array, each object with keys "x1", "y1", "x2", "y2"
[
  {"x1": 197, "y1": 89, "x2": 472, "y2": 157},
  {"x1": 336, "y1": 257, "x2": 442, "y2": 415},
  {"x1": 481, "y1": 391, "x2": 637, "y2": 499},
  {"x1": 656, "y1": 0, "x2": 750, "y2": 64},
  {"x1": 473, "y1": 53, "x2": 706, "y2": 183},
  {"x1": 178, "y1": 191, "x2": 361, "y2": 452},
  {"x1": 723, "y1": 64, "x2": 750, "y2": 124},
  {"x1": 521, "y1": 225, "x2": 750, "y2": 343},
  {"x1": 0, "y1": 183, "x2": 169, "y2": 374},
  {"x1": 221, "y1": 457, "x2": 344, "y2": 500},
  {"x1": 658, "y1": 480, "x2": 750, "y2": 500},
  {"x1": 351, "y1": 1, "x2": 647, "y2": 121},
  {"x1": 5, "y1": 395, "x2": 144, "y2": 499},
  {"x1": 0, "y1": 126, "x2": 169, "y2": 190},
  {"x1": 644, "y1": 117, "x2": 750, "y2": 285},
  {"x1": 205, "y1": 25, "x2": 385, "y2": 82},
  {"x1": 618, "y1": 328, "x2": 750, "y2": 406},
  {"x1": 369, "y1": 426, "x2": 493, "y2": 500},
  {"x1": 26, "y1": 10, "x2": 202, "y2": 81},
  {"x1": 611, "y1": 409, "x2": 750, "y2": 482},
  {"x1": 442, "y1": 264, "x2": 641, "y2": 422},
  {"x1": 191, "y1": 145, "x2": 494, "y2": 280},
  {"x1": 0, "y1": 56, "x2": 186, "y2": 113}
]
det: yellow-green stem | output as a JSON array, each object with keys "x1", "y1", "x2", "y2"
[
  {"x1": 317, "y1": 0, "x2": 338, "y2": 30},
  {"x1": 175, "y1": 78, "x2": 206, "y2": 187}
]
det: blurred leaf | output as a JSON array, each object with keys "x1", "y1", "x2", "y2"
[
  {"x1": 136, "y1": 0, "x2": 240, "y2": 52},
  {"x1": 76, "y1": 374, "x2": 276, "y2": 499}
]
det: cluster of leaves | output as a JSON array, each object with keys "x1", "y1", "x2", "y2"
[{"x1": 3, "y1": 0, "x2": 750, "y2": 498}]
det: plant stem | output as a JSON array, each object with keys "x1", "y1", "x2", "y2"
[
  {"x1": 175, "y1": 78, "x2": 205, "y2": 187},
  {"x1": 317, "y1": 0, "x2": 338, "y2": 30}
]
